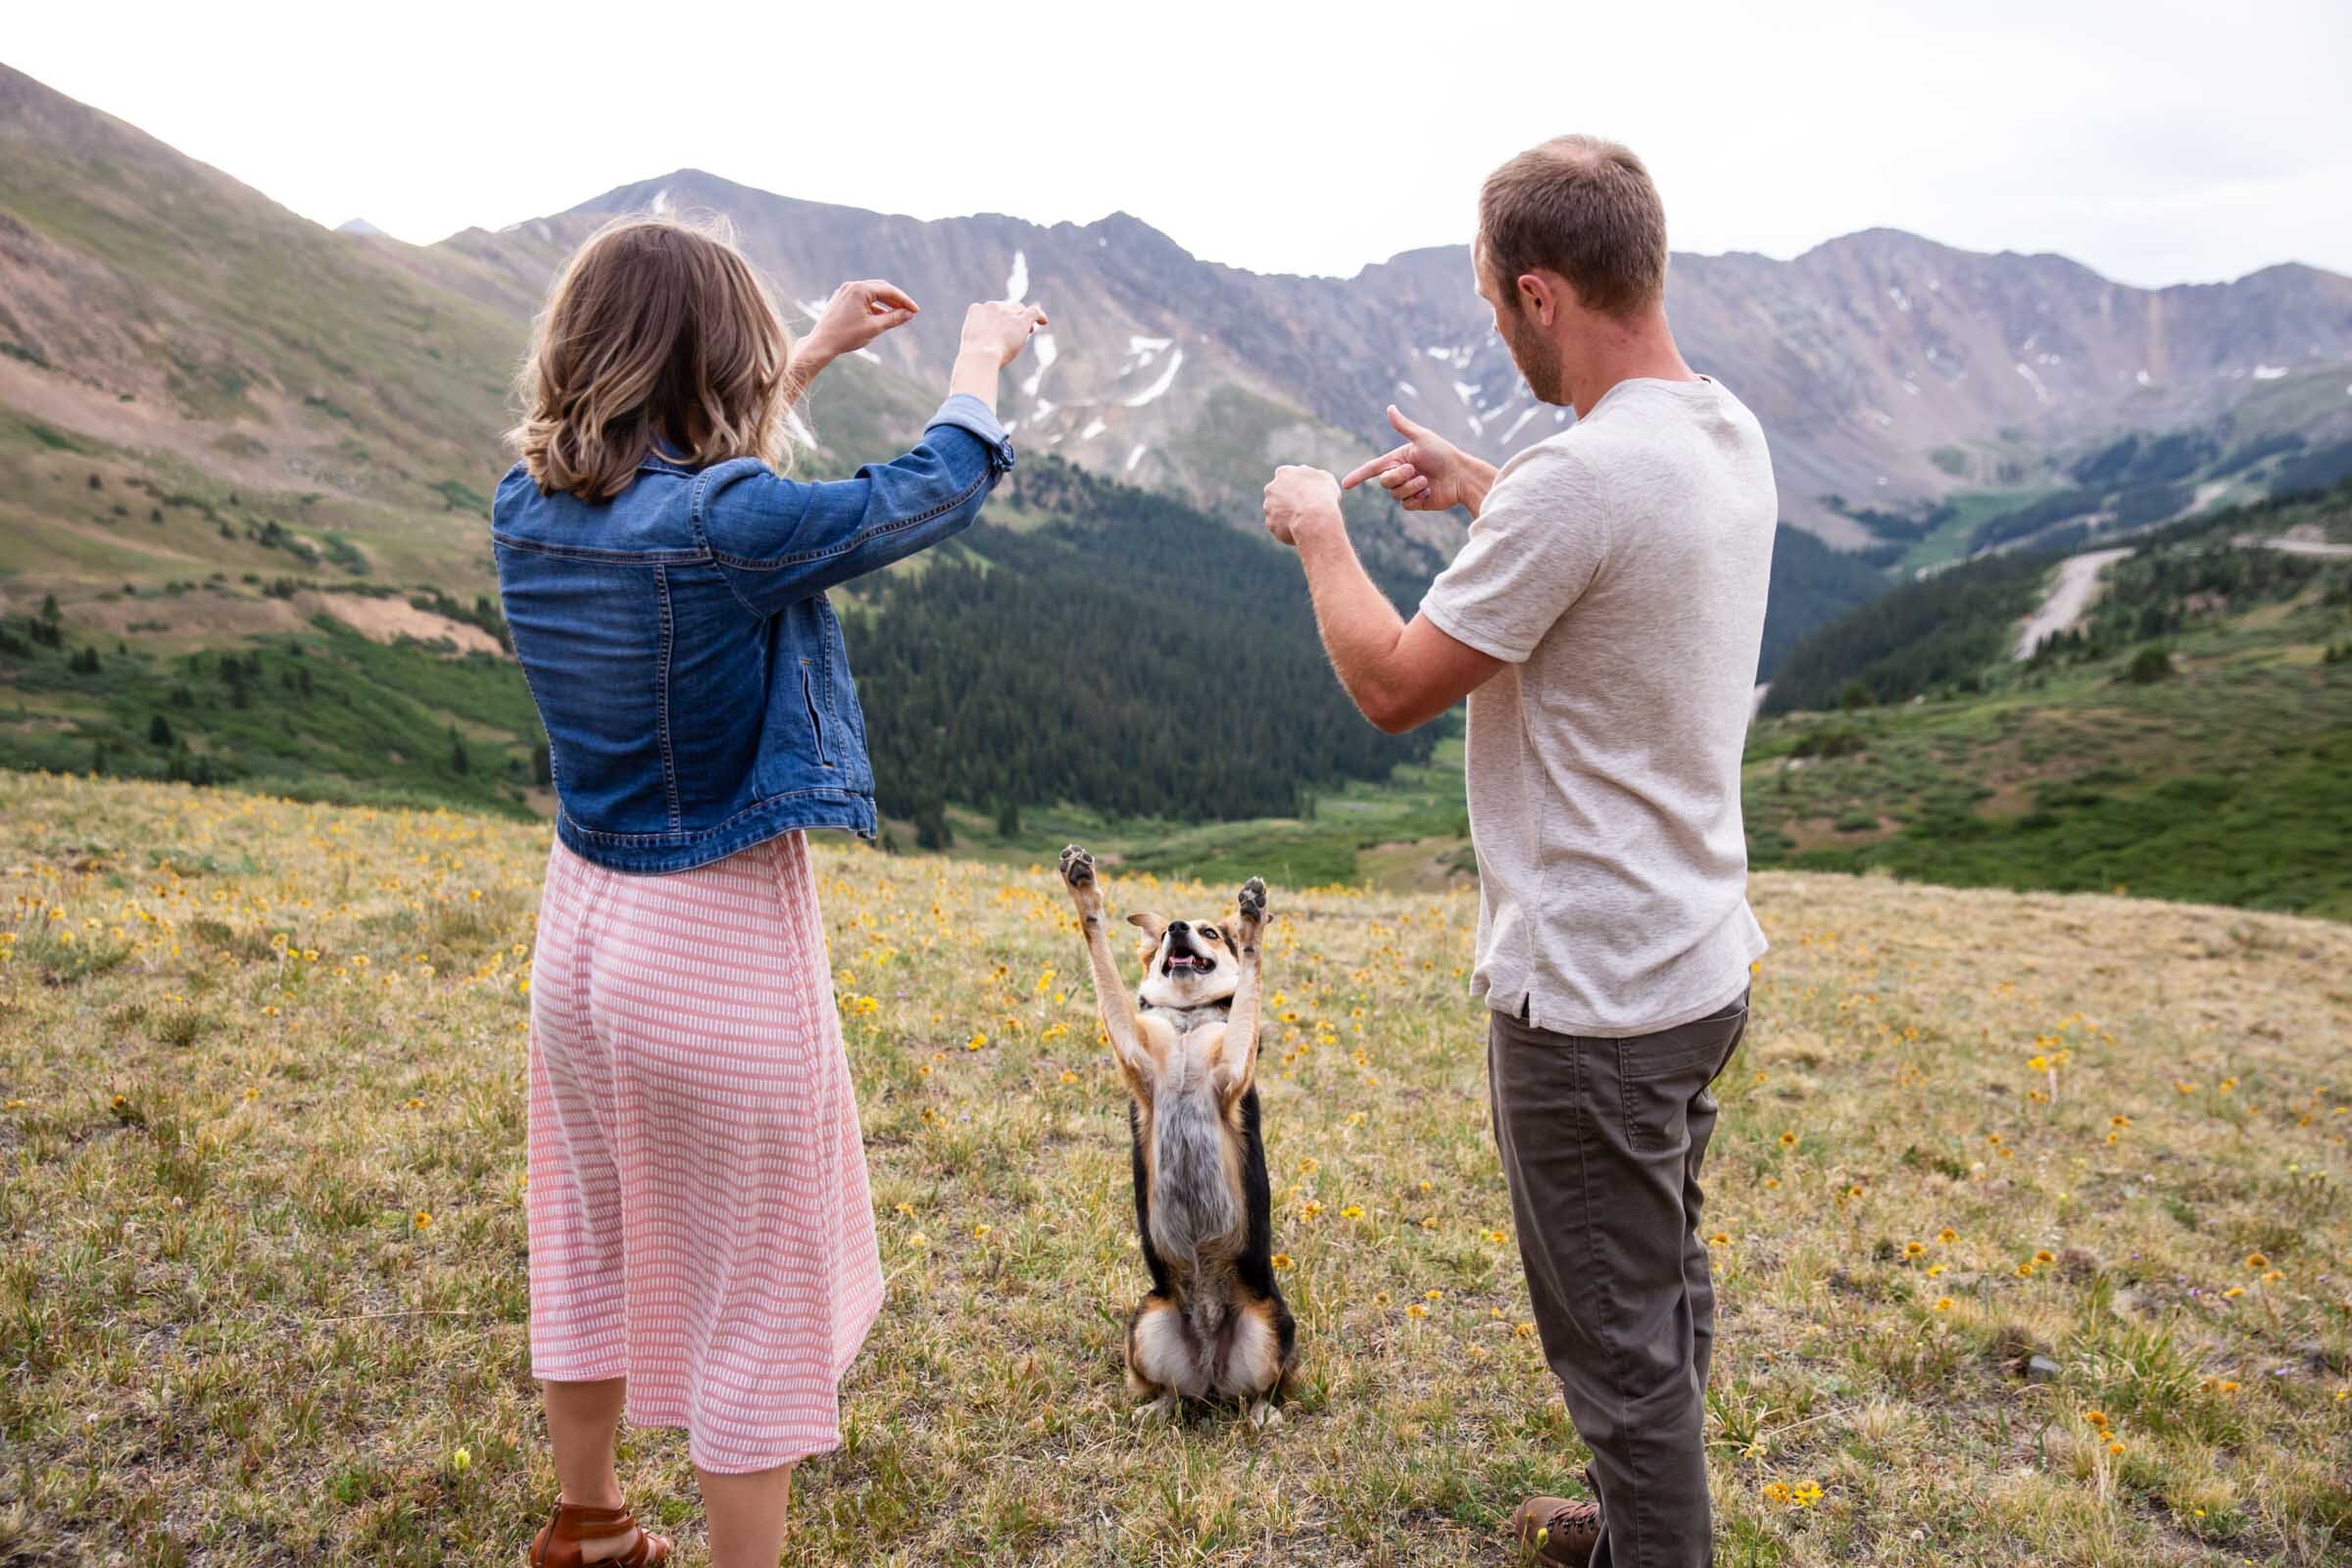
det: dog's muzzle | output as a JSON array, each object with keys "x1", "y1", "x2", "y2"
[{"x1": 1163, "y1": 926, "x2": 1213, "y2": 975}]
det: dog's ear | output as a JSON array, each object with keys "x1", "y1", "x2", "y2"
[{"x1": 1126, "y1": 910, "x2": 1169, "y2": 943}]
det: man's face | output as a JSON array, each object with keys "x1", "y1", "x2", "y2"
[{"x1": 1476, "y1": 252, "x2": 1567, "y2": 406}]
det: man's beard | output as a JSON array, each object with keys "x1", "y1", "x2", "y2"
[{"x1": 1501, "y1": 311, "x2": 1566, "y2": 405}]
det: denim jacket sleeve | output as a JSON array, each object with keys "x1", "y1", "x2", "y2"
[{"x1": 696, "y1": 393, "x2": 1015, "y2": 614}]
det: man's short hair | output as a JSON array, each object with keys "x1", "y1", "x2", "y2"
[{"x1": 1478, "y1": 135, "x2": 1668, "y2": 320}]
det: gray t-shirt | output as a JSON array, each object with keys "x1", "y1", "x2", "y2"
[{"x1": 1420, "y1": 375, "x2": 1775, "y2": 1038}]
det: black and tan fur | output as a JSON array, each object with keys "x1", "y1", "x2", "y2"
[{"x1": 1058, "y1": 844, "x2": 1298, "y2": 1428}]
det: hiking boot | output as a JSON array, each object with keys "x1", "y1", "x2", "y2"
[{"x1": 1510, "y1": 1494, "x2": 1601, "y2": 1567}]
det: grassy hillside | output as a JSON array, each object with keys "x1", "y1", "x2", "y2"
[
  {"x1": 3, "y1": 774, "x2": 2348, "y2": 1565},
  {"x1": 1747, "y1": 485, "x2": 2352, "y2": 917}
]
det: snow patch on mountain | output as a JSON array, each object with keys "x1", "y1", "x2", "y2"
[
  {"x1": 1021, "y1": 331, "x2": 1057, "y2": 399},
  {"x1": 1004, "y1": 250, "x2": 1028, "y2": 303},
  {"x1": 1119, "y1": 336, "x2": 1173, "y2": 377},
  {"x1": 1080, "y1": 417, "x2": 1107, "y2": 440},
  {"x1": 1126, "y1": 444, "x2": 1148, "y2": 472},
  {"x1": 2253, "y1": 364, "x2": 2288, "y2": 380},
  {"x1": 1122, "y1": 350, "x2": 1183, "y2": 407}
]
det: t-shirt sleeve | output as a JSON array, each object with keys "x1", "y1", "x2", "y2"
[{"x1": 1418, "y1": 444, "x2": 1608, "y2": 663}]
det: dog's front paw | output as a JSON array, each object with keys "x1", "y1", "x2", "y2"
[
  {"x1": 1235, "y1": 876, "x2": 1267, "y2": 943},
  {"x1": 1059, "y1": 844, "x2": 1103, "y2": 917}
]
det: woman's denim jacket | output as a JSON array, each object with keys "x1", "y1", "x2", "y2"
[{"x1": 492, "y1": 395, "x2": 1013, "y2": 873}]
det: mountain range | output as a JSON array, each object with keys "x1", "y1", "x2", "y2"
[
  {"x1": 383, "y1": 167, "x2": 2352, "y2": 547},
  {"x1": 6, "y1": 58, "x2": 2352, "y2": 587},
  {"x1": 4, "y1": 60, "x2": 2350, "y2": 916}
]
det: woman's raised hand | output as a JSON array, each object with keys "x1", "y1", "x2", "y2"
[
  {"x1": 960, "y1": 300, "x2": 1050, "y2": 368},
  {"x1": 804, "y1": 280, "x2": 921, "y2": 360}
]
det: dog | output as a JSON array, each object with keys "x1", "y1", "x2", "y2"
[{"x1": 1057, "y1": 844, "x2": 1297, "y2": 1428}]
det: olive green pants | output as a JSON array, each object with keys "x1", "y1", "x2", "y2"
[{"x1": 1487, "y1": 991, "x2": 1751, "y2": 1568}]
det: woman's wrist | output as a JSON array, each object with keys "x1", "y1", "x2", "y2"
[
  {"x1": 948, "y1": 346, "x2": 1001, "y2": 412},
  {"x1": 782, "y1": 340, "x2": 839, "y2": 406}
]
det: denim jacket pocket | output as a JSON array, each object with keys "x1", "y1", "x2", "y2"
[{"x1": 799, "y1": 660, "x2": 835, "y2": 769}]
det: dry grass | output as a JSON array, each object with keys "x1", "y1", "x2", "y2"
[{"x1": 2, "y1": 772, "x2": 2348, "y2": 1566}]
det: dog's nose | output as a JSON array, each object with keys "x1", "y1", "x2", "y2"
[{"x1": 1167, "y1": 920, "x2": 1190, "y2": 936}]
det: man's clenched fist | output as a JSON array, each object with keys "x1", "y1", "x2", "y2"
[{"x1": 1262, "y1": 465, "x2": 1343, "y2": 548}]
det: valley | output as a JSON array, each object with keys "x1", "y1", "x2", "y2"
[{"x1": 5, "y1": 59, "x2": 2352, "y2": 922}]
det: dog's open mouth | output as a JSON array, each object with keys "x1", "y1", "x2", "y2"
[{"x1": 1164, "y1": 952, "x2": 1213, "y2": 975}]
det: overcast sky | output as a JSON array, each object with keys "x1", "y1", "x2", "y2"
[{"x1": 12, "y1": 0, "x2": 2349, "y2": 287}]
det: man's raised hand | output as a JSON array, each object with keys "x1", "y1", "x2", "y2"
[{"x1": 1339, "y1": 404, "x2": 1493, "y2": 515}]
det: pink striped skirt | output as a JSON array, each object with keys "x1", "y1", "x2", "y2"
[{"x1": 525, "y1": 831, "x2": 884, "y2": 1473}]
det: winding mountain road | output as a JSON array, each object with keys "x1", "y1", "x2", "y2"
[
  {"x1": 2014, "y1": 549, "x2": 2132, "y2": 660},
  {"x1": 2013, "y1": 532, "x2": 2352, "y2": 661},
  {"x1": 2248, "y1": 535, "x2": 2352, "y2": 560}
]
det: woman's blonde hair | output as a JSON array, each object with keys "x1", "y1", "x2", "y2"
[{"x1": 510, "y1": 213, "x2": 796, "y2": 501}]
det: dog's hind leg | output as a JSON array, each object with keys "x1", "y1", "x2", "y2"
[
  {"x1": 1127, "y1": 1294, "x2": 1200, "y2": 1422},
  {"x1": 1059, "y1": 846, "x2": 1155, "y2": 1094},
  {"x1": 1214, "y1": 1297, "x2": 1289, "y2": 1429}
]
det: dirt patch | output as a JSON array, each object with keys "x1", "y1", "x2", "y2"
[
  {"x1": 60, "y1": 589, "x2": 307, "y2": 643},
  {"x1": 308, "y1": 593, "x2": 503, "y2": 656},
  {"x1": 1356, "y1": 836, "x2": 1477, "y2": 893}
]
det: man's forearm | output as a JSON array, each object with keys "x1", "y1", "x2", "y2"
[{"x1": 1293, "y1": 516, "x2": 1408, "y2": 726}]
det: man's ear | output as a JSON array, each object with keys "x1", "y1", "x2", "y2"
[
  {"x1": 1517, "y1": 270, "x2": 1561, "y2": 327},
  {"x1": 1126, "y1": 910, "x2": 1169, "y2": 943}
]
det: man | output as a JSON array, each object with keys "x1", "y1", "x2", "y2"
[{"x1": 1260, "y1": 135, "x2": 1775, "y2": 1568}]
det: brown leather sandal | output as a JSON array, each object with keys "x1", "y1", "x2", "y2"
[{"x1": 525, "y1": 1500, "x2": 673, "y2": 1567}]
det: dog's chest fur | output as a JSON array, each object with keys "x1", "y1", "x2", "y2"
[{"x1": 1137, "y1": 998, "x2": 1235, "y2": 1037}]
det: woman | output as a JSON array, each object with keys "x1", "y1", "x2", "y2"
[{"x1": 493, "y1": 214, "x2": 1043, "y2": 1567}]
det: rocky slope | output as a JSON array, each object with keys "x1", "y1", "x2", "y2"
[{"x1": 437, "y1": 171, "x2": 2352, "y2": 539}]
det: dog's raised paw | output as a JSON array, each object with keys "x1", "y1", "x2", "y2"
[
  {"x1": 1059, "y1": 844, "x2": 1096, "y2": 888},
  {"x1": 1237, "y1": 876, "x2": 1267, "y2": 923}
]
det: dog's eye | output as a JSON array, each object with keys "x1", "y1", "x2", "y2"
[{"x1": 1199, "y1": 926, "x2": 1220, "y2": 943}]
